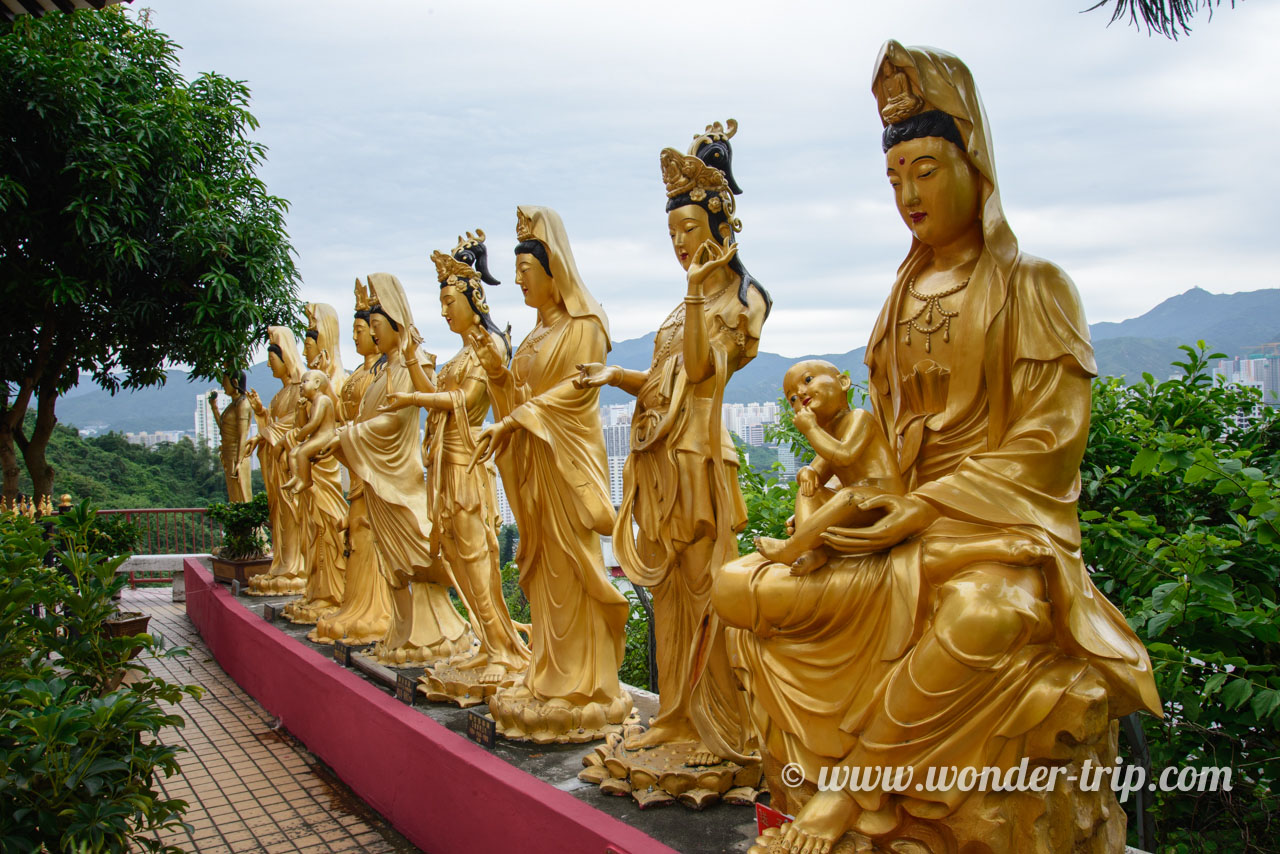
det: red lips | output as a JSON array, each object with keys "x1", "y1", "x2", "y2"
[{"x1": 910, "y1": 212, "x2": 927, "y2": 224}]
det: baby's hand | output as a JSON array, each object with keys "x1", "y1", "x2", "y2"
[
  {"x1": 793, "y1": 406, "x2": 817, "y2": 435},
  {"x1": 796, "y1": 465, "x2": 819, "y2": 497}
]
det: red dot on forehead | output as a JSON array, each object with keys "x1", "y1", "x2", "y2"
[{"x1": 898, "y1": 157, "x2": 905, "y2": 165}]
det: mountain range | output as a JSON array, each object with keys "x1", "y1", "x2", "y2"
[{"x1": 55, "y1": 287, "x2": 1280, "y2": 434}]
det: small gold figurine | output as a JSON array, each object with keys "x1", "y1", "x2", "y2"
[
  {"x1": 718, "y1": 41, "x2": 1162, "y2": 854},
  {"x1": 575, "y1": 121, "x2": 768, "y2": 805},
  {"x1": 208, "y1": 373, "x2": 253, "y2": 502},
  {"x1": 469, "y1": 206, "x2": 635, "y2": 743},
  {"x1": 309, "y1": 280, "x2": 394, "y2": 646}
]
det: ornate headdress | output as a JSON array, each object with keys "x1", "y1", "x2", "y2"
[
  {"x1": 660, "y1": 118, "x2": 742, "y2": 234},
  {"x1": 303, "y1": 303, "x2": 318, "y2": 331},
  {"x1": 452, "y1": 228, "x2": 501, "y2": 287},
  {"x1": 354, "y1": 277, "x2": 372, "y2": 313},
  {"x1": 516, "y1": 208, "x2": 536, "y2": 242},
  {"x1": 432, "y1": 250, "x2": 490, "y2": 314}
]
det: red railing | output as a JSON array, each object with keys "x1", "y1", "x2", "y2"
[{"x1": 98, "y1": 508, "x2": 223, "y2": 555}]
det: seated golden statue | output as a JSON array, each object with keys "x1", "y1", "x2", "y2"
[
  {"x1": 310, "y1": 280, "x2": 394, "y2": 645},
  {"x1": 469, "y1": 205, "x2": 634, "y2": 743},
  {"x1": 383, "y1": 237, "x2": 532, "y2": 705},
  {"x1": 714, "y1": 41, "x2": 1162, "y2": 854}
]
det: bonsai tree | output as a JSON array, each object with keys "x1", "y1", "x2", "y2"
[{"x1": 206, "y1": 492, "x2": 271, "y2": 560}]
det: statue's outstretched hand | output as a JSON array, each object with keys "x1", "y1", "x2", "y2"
[
  {"x1": 467, "y1": 326, "x2": 506, "y2": 378},
  {"x1": 821, "y1": 493, "x2": 937, "y2": 555},
  {"x1": 687, "y1": 239, "x2": 738, "y2": 297},
  {"x1": 573, "y1": 363, "x2": 619, "y2": 389},
  {"x1": 379, "y1": 392, "x2": 415, "y2": 413}
]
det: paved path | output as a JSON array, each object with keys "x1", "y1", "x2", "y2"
[{"x1": 127, "y1": 587, "x2": 420, "y2": 854}]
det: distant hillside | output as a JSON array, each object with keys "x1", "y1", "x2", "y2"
[{"x1": 54, "y1": 287, "x2": 1280, "y2": 431}]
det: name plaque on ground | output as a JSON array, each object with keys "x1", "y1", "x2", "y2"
[
  {"x1": 333, "y1": 641, "x2": 352, "y2": 667},
  {"x1": 466, "y1": 709, "x2": 496, "y2": 748},
  {"x1": 231, "y1": 579, "x2": 242, "y2": 597},
  {"x1": 262, "y1": 603, "x2": 279, "y2": 621},
  {"x1": 395, "y1": 672, "x2": 417, "y2": 705}
]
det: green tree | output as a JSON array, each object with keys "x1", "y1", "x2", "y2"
[
  {"x1": 0, "y1": 8, "x2": 301, "y2": 502},
  {"x1": 1085, "y1": 0, "x2": 1237, "y2": 39}
]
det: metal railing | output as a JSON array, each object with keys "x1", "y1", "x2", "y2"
[{"x1": 98, "y1": 508, "x2": 222, "y2": 556}]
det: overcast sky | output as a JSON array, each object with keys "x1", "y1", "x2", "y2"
[{"x1": 140, "y1": 0, "x2": 1278, "y2": 370}]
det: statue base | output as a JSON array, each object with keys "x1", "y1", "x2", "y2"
[
  {"x1": 307, "y1": 610, "x2": 390, "y2": 645},
  {"x1": 580, "y1": 733, "x2": 763, "y2": 810},
  {"x1": 281, "y1": 597, "x2": 340, "y2": 626},
  {"x1": 419, "y1": 660, "x2": 525, "y2": 709},
  {"x1": 368, "y1": 633, "x2": 472, "y2": 668},
  {"x1": 749, "y1": 671, "x2": 1128, "y2": 854},
  {"x1": 245, "y1": 573, "x2": 306, "y2": 596},
  {"x1": 487, "y1": 687, "x2": 638, "y2": 745}
]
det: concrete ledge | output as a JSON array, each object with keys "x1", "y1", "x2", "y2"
[{"x1": 183, "y1": 557, "x2": 676, "y2": 854}]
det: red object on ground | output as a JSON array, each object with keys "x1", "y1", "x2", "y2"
[
  {"x1": 184, "y1": 558, "x2": 676, "y2": 854},
  {"x1": 755, "y1": 802, "x2": 791, "y2": 836}
]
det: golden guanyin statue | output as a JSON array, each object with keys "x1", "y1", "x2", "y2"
[
  {"x1": 716, "y1": 41, "x2": 1161, "y2": 854},
  {"x1": 383, "y1": 236, "x2": 532, "y2": 707},
  {"x1": 243, "y1": 327, "x2": 309, "y2": 596},
  {"x1": 575, "y1": 121, "x2": 769, "y2": 806},
  {"x1": 207, "y1": 372, "x2": 252, "y2": 502},
  {"x1": 282, "y1": 303, "x2": 348, "y2": 625},
  {"x1": 310, "y1": 280, "x2": 395, "y2": 645},
  {"x1": 469, "y1": 206, "x2": 634, "y2": 743},
  {"x1": 313, "y1": 274, "x2": 473, "y2": 666}
]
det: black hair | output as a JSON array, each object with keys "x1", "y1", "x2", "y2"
[
  {"x1": 304, "y1": 329, "x2": 319, "y2": 340},
  {"x1": 665, "y1": 193, "x2": 773, "y2": 320},
  {"x1": 369, "y1": 305, "x2": 400, "y2": 332},
  {"x1": 235, "y1": 371, "x2": 247, "y2": 393},
  {"x1": 455, "y1": 243, "x2": 501, "y2": 287},
  {"x1": 513, "y1": 240, "x2": 552, "y2": 277},
  {"x1": 266, "y1": 343, "x2": 283, "y2": 360},
  {"x1": 353, "y1": 309, "x2": 371, "y2": 321},
  {"x1": 882, "y1": 109, "x2": 965, "y2": 153}
]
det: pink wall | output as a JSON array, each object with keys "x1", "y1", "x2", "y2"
[{"x1": 184, "y1": 558, "x2": 675, "y2": 854}]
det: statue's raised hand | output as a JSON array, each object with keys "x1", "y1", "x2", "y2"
[
  {"x1": 312, "y1": 348, "x2": 331, "y2": 373},
  {"x1": 574, "y1": 363, "x2": 620, "y2": 389},
  {"x1": 793, "y1": 406, "x2": 817, "y2": 436},
  {"x1": 687, "y1": 239, "x2": 738, "y2": 297},
  {"x1": 247, "y1": 389, "x2": 266, "y2": 416},
  {"x1": 821, "y1": 493, "x2": 938, "y2": 555},
  {"x1": 467, "y1": 326, "x2": 506, "y2": 378}
]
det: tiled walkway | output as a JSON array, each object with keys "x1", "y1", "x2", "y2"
[{"x1": 127, "y1": 587, "x2": 420, "y2": 854}]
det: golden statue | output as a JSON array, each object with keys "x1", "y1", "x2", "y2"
[
  {"x1": 574, "y1": 122, "x2": 769, "y2": 806},
  {"x1": 207, "y1": 372, "x2": 252, "y2": 502},
  {"x1": 382, "y1": 237, "x2": 532, "y2": 707},
  {"x1": 715, "y1": 41, "x2": 1162, "y2": 854},
  {"x1": 243, "y1": 327, "x2": 308, "y2": 596},
  {"x1": 280, "y1": 302, "x2": 350, "y2": 625},
  {"x1": 317, "y1": 273, "x2": 473, "y2": 666},
  {"x1": 310, "y1": 280, "x2": 394, "y2": 645},
  {"x1": 469, "y1": 205, "x2": 634, "y2": 743}
]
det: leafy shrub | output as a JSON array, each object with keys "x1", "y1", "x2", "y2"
[
  {"x1": 620, "y1": 589, "x2": 654, "y2": 692},
  {"x1": 0, "y1": 502, "x2": 201, "y2": 853},
  {"x1": 205, "y1": 492, "x2": 269, "y2": 560}
]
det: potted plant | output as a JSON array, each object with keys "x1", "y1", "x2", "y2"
[{"x1": 206, "y1": 492, "x2": 273, "y2": 586}]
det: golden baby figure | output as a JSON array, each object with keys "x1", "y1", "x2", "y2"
[{"x1": 283, "y1": 369, "x2": 339, "y2": 495}]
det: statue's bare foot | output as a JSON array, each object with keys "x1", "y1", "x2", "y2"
[
  {"x1": 756, "y1": 535, "x2": 798, "y2": 564},
  {"x1": 685, "y1": 742, "x2": 722, "y2": 767},
  {"x1": 790, "y1": 548, "x2": 828, "y2": 577},
  {"x1": 623, "y1": 722, "x2": 698, "y2": 751},
  {"x1": 479, "y1": 663, "x2": 508, "y2": 684},
  {"x1": 779, "y1": 789, "x2": 857, "y2": 854}
]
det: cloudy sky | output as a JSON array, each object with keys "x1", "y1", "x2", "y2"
[{"x1": 141, "y1": 0, "x2": 1278, "y2": 370}]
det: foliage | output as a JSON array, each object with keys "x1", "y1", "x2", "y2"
[
  {"x1": 205, "y1": 492, "x2": 269, "y2": 560},
  {"x1": 1084, "y1": 0, "x2": 1237, "y2": 40},
  {"x1": 0, "y1": 7, "x2": 301, "y2": 500},
  {"x1": 17, "y1": 417, "x2": 261, "y2": 509},
  {"x1": 0, "y1": 502, "x2": 201, "y2": 853},
  {"x1": 620, "y1": 589, "x2": 654, "y2": 692},
  {"x1": 500, "y1": 560, "x2": 530, "y2": 625},
  {"x1": 1079, "y1": 343, "x2": 1280, "y2": 852},
  {"x1": 497, "y1": 524, "x2": 518, "y2": 568}
]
